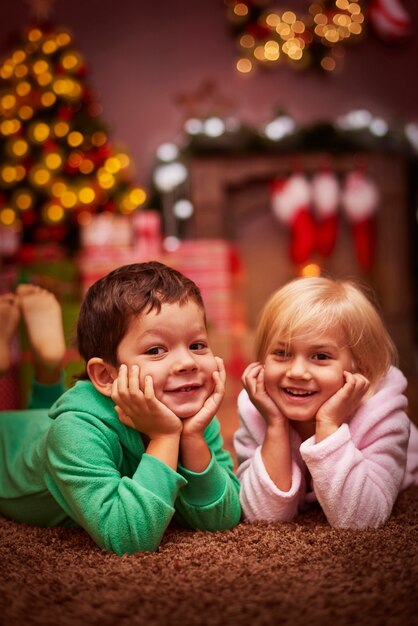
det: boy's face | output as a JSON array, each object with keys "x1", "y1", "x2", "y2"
[
  {"x1": 116, "y1": 300, "x2": 217, "y2": 419},
  {"x1": 263, "y1": 328, "x2": 353, "y2": 424}
]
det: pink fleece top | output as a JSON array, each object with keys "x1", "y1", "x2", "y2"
[{"x1": 234, "y1": 366, "x2": 418, "y2": 528}]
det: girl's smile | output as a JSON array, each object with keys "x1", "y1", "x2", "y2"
[{"x1": 263, "y1": 330, "x2": 353, "y2": 425}]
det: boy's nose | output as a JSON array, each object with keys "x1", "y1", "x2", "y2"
[{"x1": 173, "y1": 349, "x2": 198, "y2": 373}]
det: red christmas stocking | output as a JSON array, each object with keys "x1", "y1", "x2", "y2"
[
  {"x1": 290, "y1": 207, "x2": 317, "y2": 264},
  {"x1": 342, "y1": 170, "x2": 379, "y2": 272},
  {"x1": 311, "y1": 170, "x2": 340, "y2": 257},
  {"x1": 271, "y1": 173, "x2": 316, "y2": 264},
  {"x1": 352, "y1": 218, "x2": 377, "y2": 272}
]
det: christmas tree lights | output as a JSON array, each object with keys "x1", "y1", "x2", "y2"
[{"x1": 0, "y1": 22, "x2": 146, "y2": 249}]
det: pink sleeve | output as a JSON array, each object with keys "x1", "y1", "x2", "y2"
[
  {"x1": 300, "y1": 367, "x2": 410, "y2": 528},
  {"x1": 401, "y1": 420, "x2": 418, "y2": 489},
  {"x1": 234, "y1": 390, "x2": 303, "y2": 522}
]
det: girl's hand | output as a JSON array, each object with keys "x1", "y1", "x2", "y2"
[
  {"x1": 111, "y1": 364, "x2": 182, "y2": 439},
  {"x1": 243, "y1": 362, "x2": 292, "y2": 491},
  {"x1": 181, "y1": 356, "x2": 226, "y2": 439},
  {"x1": 316, "y1": 371, "x2": 370, "y2": 439},
  {"x1": 242, "y1": 361, "x2": 285, "y2": 426}
]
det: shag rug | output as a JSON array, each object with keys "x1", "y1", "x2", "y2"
[{"x1": 1, "y1": 488, "x2": 418, "y2": 626}]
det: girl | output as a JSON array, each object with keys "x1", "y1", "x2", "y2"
[{"x1": 234, "y1": 276, "x2": 418, "y2": 528}]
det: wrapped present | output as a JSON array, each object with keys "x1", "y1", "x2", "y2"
[
  {"x1": 0, "y1": 224, "x2": 21, "y2": 259},
  {"x1": 0, "y1": 369, "x2": 20, "y2": 410},
  {"x1": 132, "y1": 211, "x2": 162, "y2": 258},
  {"x1": 167, "y1": 240, "x2": 234, "y2": 332},
  {"x1": 78, "y1": 226, "x2": 240, "y2": 332},
  {"x1": 80, "y1": 213, "x2": 133, "y2": 250}
]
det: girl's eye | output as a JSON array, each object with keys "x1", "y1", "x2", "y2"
[
  {"x1": 273, "y1": 349, "x2": 290, "y2": 359},
  {"x1": 145, "y1": 346, "x2": 165, "y2": 356},
  {"x1": 190, "y1": 342, "x2": 207, "y2": 351},
  {"x1": 313, "y1": 352, "x2": 330, "y2": 361}
]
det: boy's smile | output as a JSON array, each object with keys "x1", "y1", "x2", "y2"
[{"x1": 116, "y1": 300, "x2": 217, "y2": 419}]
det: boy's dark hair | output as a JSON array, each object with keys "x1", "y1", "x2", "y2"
[{"x1": 76, "y1": 261, "x2": 205, "y2": 376}]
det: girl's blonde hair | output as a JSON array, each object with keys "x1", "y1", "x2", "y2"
[{"x1": 255, "y1": 276, "x2": 397, "y2": 390}]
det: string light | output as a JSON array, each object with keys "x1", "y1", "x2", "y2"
[
  {"x1": 45, "y1": 152, "x2": 63, "y2": 170},
  {"x1": 78, "y1": 186, "x2": 96, "y2": 204},
  {"x1": 13, "y1": 189, "x2": 33, "y2": 210},
  {"x1": 43, "y1": 202, "x2": 65, "y2": 223},
  {"x1": 301, "y1": 263, "x2": 321, "y2": 277},
  {"x1": 119, "y1": 187, "x2": 147, "y2": 214},
  {"x1": 227, "y1": 0, "x2": 365, "y2": 73},
  {"x1": 0, "y1": 207, "x2": 16, "y2": 225}
]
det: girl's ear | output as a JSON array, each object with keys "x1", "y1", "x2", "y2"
[{"x1": 87, "y1": 357, "x2": 117, "y2": 397}]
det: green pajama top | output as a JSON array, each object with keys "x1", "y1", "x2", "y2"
[{"x1": 0, "y1": 380, "x2": 241, "y2": 555}]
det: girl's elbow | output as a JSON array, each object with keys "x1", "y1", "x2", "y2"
[{"x1": 326, "y1": 503, "x2": 393, "y2": 530}]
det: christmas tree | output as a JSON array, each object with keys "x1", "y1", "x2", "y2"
[{"x1": 0, "y1": 2, "x2": 146, "y2": 254}]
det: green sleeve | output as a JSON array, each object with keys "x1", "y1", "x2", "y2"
[
  {"x1": 174, "y1": 417, "x2": 241, "y2": 531},
  {"x1": 27, "y1": 376, "x2": 66, "y2": 410},
  {"x1": 44, "y1": 413, "x2": 186, "y2": 555}
]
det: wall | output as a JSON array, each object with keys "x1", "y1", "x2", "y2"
[{"x1": 2, "y1": 0, "x2": 418, "y2": 186}]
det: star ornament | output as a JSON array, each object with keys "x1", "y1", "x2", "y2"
[{"x1": 26, "y1": 0, "x2": 56, "y2": 22}]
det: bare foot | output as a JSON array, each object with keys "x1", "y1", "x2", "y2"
[
  {"x1": 0, "y1": 293, "x2": 20, "y2": 375},
  {"x1": 17, "y1": 284, "x2": 66, "y2": 384}
]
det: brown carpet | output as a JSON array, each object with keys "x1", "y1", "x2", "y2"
[{"x1": 1, "y1": 488, "x2": 418, "y2": 626}]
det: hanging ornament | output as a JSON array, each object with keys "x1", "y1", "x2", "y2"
[
  {"x1": 368, "y1": 0, "x2": 412, "y2": 42},
  {"x1": 311, "y1": 169, "x2": 340, "y2": 257},
  {"x1": 271, "y1": 173, "x2": 316, "y2": 264},
  {"x1": 341, "y1": 169, "x2": 380, "y2": 271}
]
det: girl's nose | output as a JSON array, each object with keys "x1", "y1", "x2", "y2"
[{"x1": 286, "y1": 357, "x2": 311, "y2": 380}]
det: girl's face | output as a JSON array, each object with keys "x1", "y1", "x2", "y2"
[
  {"x1": 263, "y1": 328, "x2": 354, "y2": 424},
  {"x1": 116, "y1": 300, "x2": 217, "y2": 419}
]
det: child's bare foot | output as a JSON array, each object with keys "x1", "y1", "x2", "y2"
[
  {"x1": 0, "y1": 293, "x2": 20, "y2": 375},
  {"x1": 17, "y1": 284, "x2": 66, "y2": 384}
]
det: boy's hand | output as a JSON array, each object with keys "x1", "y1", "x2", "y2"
[
  {"x1": 315, "y1": 371, "x2": 370, "y2": 441},
  {"x1": 111, "y1": 364, "x2": 182, "y2": 439},
  {"x1": 242, "y1": 361, "x2": 286, "y2": 426},
  {"x1": 179, "y1": 357, "x2": 225, "y2": 473},
  {"x1": 181, "y1": 357, "x2": 226, "y2": 438}
]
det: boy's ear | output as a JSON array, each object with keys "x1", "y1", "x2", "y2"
[{"x1": 87, "y1": 358, "x2": 117, "y2": 397}]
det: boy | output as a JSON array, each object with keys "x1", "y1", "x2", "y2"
[{"x1": 0, "y1": 262, "x2": 241, "y2": 555}]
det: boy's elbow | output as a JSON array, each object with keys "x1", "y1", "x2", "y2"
[
  {"x1": 96, "y1": 522, "x2": 165, "y2": 555},
  {"x1": 104, "y1": 535, "x2": 161, "y2": 556},
  {"x1": 206, "y1": 505, "x2": 242, "y2": 532},
  {"x1": 218, "y1": 509, "x2": 242, "y2": 531}
]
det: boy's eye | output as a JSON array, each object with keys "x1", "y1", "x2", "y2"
[
  {"x1": 190, "y1": 342, "x2": 207, "y2": 351},
  {"x1": 145, "y1": 346, "x2": 165, "y2": 356}
]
